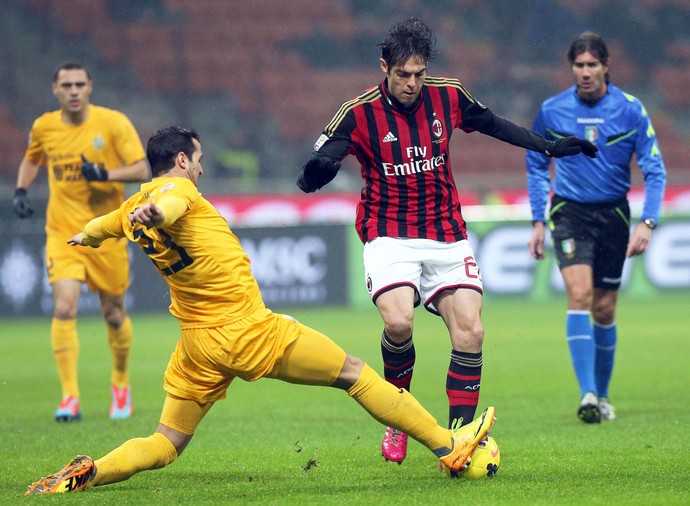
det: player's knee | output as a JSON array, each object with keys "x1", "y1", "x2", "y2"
[
  {"x1": 53, "y1": 299, "x2": 77, "y2": 320},
  {"x1": 104, "y1": 314, "x2": 125, "y2": 329},
  {"x1": 470, "y1": 325, "x2": 484, "y2": 346},
  {"x1": 101, "y1": 304, "x2": 126, "y2": 328},
  {"x1": 567, "y1": 286, "x2": 593, "y2": 308},
  {"x1": 333, "y1": 354, "x2": 365, "y2": 389},
  {"x1": 383, "y1": 318, "x2": 414, "y2": 342},
  {"x1": 592, "y1": 292, "x2": 617, "y2": 324},
  {"x1": 592, "y1": 306, "x2": 615, "y2": 325},
  {"x1": 452, "y1": 325, "x2": 484, "y2": 351}
]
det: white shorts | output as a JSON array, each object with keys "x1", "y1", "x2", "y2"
[{"x1": 363, "y1": 237, "x2": 483, "y2": 314}]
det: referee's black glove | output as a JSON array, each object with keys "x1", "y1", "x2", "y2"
[
  {"x1": 81, "y1": 155, "x2": 109, "y2": 181},
  {"x1": 296, "y1": 155, "x2": 341, "y2": 193},
  {"x1": 13, "y1": 188, "x2": 34, "y2": 218},
  {"x1": 545, "y1": 136, "x2": 598, "y2": 158}
]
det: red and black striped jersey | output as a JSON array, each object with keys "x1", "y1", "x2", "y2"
[{"x1": 314, "y1": 77, "x2": 483, "y2": 244}]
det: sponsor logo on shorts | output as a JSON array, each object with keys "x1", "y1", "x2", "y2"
[
  {"x1": 561, "y1": 238, "x2": 576, "y2": 258},
  {"x1": 366, "y1": 275, "x2": 373, "y2": 293}
]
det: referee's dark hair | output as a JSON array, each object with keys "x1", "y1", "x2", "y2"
[
  {"x1": 379, "y1": 17, "x2": 438, "y2": 68},
  {"x1": 568, "y1": 32, "x2": 610, "y2": 83}
]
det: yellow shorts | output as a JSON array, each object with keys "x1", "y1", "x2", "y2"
[
  {"x1": 45, "y1": 235, "x2": 130, "y2": 295},
  {"x1": 163, "y1": 308, "x2": 347, "y2": 405}
]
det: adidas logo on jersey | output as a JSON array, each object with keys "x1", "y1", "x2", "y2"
[{"x1": 382, "y1": 131, "x2": 398, "y2": 143}]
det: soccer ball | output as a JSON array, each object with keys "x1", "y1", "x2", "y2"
[
  {"x1": 458, "y1": 436, "x2": 500, "y2": 479},
  {"x1": 443, "y1": 436, "x2": 501, "y2": 479}
]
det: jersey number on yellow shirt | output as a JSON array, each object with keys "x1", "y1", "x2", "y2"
[{"x1": 133, "y1": 228, "x2": 193, "y2": 276}]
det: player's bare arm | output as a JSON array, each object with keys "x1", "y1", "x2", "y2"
[
  {"x1": 16, "y1": 157, "x2": 41, "y2": 189},
  {"x1": 528, "y1": 221, "x2": 546, "y2": 260},
  {"x1": 83, "y1": 158, "x2": 150, "y2": 183},
  {"x1": 626, "y1": 222, "x2": 653, "y2": 257},
  {"x1": 107, "y1": 158, "x2": 150, "y2": 182}
]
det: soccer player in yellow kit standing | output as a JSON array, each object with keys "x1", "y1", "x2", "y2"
[
  {"x1": 12, "y1": 62, "x2": 149, "y2": 421},
  {"x1": 25, "y1": 126, "x2": 495, "y2": 494}
]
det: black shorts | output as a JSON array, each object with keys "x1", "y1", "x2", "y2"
[{"x1": 549, "y1": 194, "x2": 630, "y2": 291}]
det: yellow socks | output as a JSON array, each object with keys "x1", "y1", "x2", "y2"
[
  {"x1": 347, "y1": 363, "x2": 451, "y2": 453},
  {"x1": 51, "y1": 319, "x2": 79, "y2": 398},
  {"x1": 91, "y1": 433, "x2": 177, "y2": 487},
  {"x1": 108, "y1": 316, "x2": 132, "y2": 386}
]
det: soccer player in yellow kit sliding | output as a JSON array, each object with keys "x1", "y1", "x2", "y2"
[
  {"x1": 25, "y1": 126, "x2": 495, "y2": 494},
  {"x1": 12, "y1": 62, "x2": 149, "y2": 421}
]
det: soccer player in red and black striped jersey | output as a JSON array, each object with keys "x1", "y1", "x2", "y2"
[{"x1": 297, "y1": 18, "x2": 597, "y2": 464}]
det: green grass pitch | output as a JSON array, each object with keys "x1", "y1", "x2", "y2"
[{"x1": 3, "y1": 294, "x2": 689, "y2": 504}]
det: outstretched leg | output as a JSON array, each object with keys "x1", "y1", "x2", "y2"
[
  {"x1": 26, "y1": 395, "x2": 211, "y2": 495},
  {"x1": 272, "y1": 324, "x2": 495, "y2": 472}
]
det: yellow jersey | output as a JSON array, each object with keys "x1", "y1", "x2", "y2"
[
  {"x1": 91, "y1": 177, "x2": 265, "y2": 327},
  {"x1": 25, "y1": 104, "x2": 145, "y2": 253}
]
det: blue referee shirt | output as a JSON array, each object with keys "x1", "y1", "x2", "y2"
[{"x1": 526, "y1": 83, "x2": 666, "y2": 223}]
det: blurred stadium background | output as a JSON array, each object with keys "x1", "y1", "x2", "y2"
[{"x1": 1, "y1": 0, "x2": 689, "y2": 316}]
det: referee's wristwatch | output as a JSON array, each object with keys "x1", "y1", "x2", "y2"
[{"x1": 642, "y1": 218, "x2": 658, "y2": 230}]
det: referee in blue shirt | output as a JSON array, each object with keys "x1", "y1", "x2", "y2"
[{"x1": 526, "y1": 32, "x2": 666, "y2": 423}]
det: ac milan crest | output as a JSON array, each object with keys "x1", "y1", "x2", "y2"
[{"x1": 432, "y1": 118, "x2": 443, "y2": 138}]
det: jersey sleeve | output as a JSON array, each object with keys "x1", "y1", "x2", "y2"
[
  {"x1": 82, "y1": 208, "x2": 126, "y2": 245},
  {"x1": 462, "y1": 100, "x2": 550, "y2": 154},
  {"x1": 525, "y1": 108, "x2": 552, "y2": 222},
  {"x1": 157, "y1": 195, "x2": 191, "y2": 227},
  {"x1": 24, "y1": 118, "x2": 47, "y2": 165},
  {"x1": 314, "y1": 106, "x2": 357, "y2": 161},
  {"x1": 154, "y1": 178, "x2": 198, "y2": 215},
  {"x1": 634, "y1": 103, "x2": 666, "y2": 222}
]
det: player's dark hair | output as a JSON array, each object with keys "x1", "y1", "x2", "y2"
[
  {"x1": 147, "y1": 126, "x2": 200, "y2": 177},
  {"x1": 568, "y1": 32, "x2": 609, "y2": 82},
  {"x1": 379, "y1": 17, "x2": 437, "y2": 69},
  {"x1": 53, "y1": 61, "x2": 91, "y2": 82}
]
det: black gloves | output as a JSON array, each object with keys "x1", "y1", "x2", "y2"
[
  {"x1": 13, "y1": 188, "x2": 34, "y2": 218},
  {"x1": 296, "y1": 155, "x2": 341, "y2": 193},
  {"x1": 81, "y1": 155, "x2": 108, "y2": 181},
  {"x1": 545, "y1": 136, "x2": 598, "y2": 158}
]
